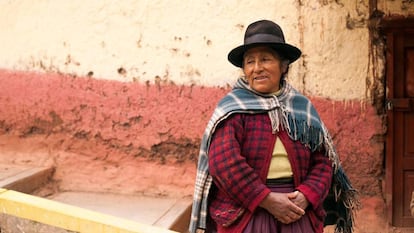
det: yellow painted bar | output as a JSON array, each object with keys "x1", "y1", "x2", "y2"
[{"x1": 0, "y1": 188, "x2": 177, "y2": 233}]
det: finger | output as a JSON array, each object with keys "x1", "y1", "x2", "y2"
[
  {"x1": 287, "y1": 212, "x2": 300, "y2": 220},
  {"x1": 282, "y1": 215, "x2": 297, "y2": 224},
  {"x1": 289, "y1": 203, "x2": 305, "y2": 215},
  {"x1": 287, "y1": 191, "x2": 299, "y2": 199},
  {"x1": 286, "y1": 212, "x2": 302, "y2": 223},
  {"x1": 294, "y1": 208, "x2": 305, "y2": 216},
  {"x1": 279, "y1": 217, "x2": 290, "y2": 224}
]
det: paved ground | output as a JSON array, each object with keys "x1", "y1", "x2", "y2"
[
  {"x1": 51, "y1": 191, "x2": 191, "y2": 231},
  {"x1": 0, "y1": 163, "x2": 191, "y2": 233}
]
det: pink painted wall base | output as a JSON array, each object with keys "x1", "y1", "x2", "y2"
[{"x1": 0, "y1": 69, "x2": 384, "y2": 197}]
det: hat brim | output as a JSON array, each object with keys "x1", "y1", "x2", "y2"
[{"x1": 228, "y1": 43, "x2": 302, "y2": 68}]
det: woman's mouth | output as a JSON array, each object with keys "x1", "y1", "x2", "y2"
[{"x1": 254, "y1": 76, "x2": 268, "y2": 81}]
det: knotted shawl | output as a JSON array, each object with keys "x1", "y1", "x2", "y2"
[{"x1": 189, "y1": 78, "x2": 359, "y2": 233}]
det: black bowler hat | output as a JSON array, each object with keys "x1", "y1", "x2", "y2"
[{"x1": 228, "y1": 20, "x2": 302, "y2": 67}]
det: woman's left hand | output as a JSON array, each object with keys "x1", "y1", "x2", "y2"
[{"x1": 288, "y1": 191, "x2": 309, "y2": 210}]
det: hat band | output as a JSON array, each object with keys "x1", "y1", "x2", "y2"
[{"x1": 244, "y1": 33, "x2": 285, "y2": 44}]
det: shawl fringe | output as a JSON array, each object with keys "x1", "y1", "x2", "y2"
[{"x1": 324, "y1": 166, "x2": 361, "y2": 233}]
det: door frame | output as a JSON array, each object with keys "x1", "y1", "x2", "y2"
[{"x1": 380, "y1": 17, "x2": 414, "y2": 227}]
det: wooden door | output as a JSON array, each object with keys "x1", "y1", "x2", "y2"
[{"x1": 382, "y1": 18, "x2": 414, "y2": 227}]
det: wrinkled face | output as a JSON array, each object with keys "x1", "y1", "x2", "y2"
[{"x1": 242, "y1": 46, "x2": 287, "y2": 94}]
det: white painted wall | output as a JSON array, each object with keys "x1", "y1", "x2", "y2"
[
  {"x1": 0, "y1": 0, "x2": 298, "y2": 86},
  {"x1": 1, "y1": 0, "x2": 408, "y2": 100}
]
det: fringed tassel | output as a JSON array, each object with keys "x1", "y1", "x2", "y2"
[
  {"x1": 268, "y1": 97, "x2": 290, "y2": 134},
  {"x1": 324, "y1": 166, "x2": 361, "y2": 233},
  {"x1": 285, "y1": 115, "x2": 325, "y2": 153},
  {"x1": 268, "y1": 110, "x2": 280, "y2": 134},
  {"x1": 322, "y1": 123, "x2": 340, "y2": 170}
]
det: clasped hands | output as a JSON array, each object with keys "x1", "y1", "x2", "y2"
[{"x1": 260, "y1": 191, "x2": 309, "y2": 224}]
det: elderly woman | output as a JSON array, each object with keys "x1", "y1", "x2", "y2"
[{"x1": 189, "y1": 20, "x2": 358, "y2": 233}]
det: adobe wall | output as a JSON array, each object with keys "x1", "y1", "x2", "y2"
[
  {"x1": 0, "y1": 0, "x2": 384, "y2": 201},
  {"x1": 0, "y1": 1, "x2": 413, "y2": 231},
  {"x1": 0, "y1": 68, "x2": 384, "y2": 198}
]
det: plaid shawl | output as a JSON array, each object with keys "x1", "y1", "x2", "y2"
[{"x1": 189, "y1": 78, "x2": 359, "y2": 233}]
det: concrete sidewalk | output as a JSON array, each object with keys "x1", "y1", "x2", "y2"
[
  {"x1": 0, "y1": 163, "x2": 191, "y2": 233},
  {"x1": 51, "y1": 191, "x2": 191, "y2": 232}
]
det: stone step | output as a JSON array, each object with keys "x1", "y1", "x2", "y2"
[
  {"x1": 0, "y1": 164, "x2": 54, "y2": 194},
  {"x1": 50, "y1": 191, "x2": 192, "y2": 232},
  {"x1": 0, "y1": 164, "x2": 192, "y2": 232}
]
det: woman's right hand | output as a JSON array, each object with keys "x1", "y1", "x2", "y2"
[{"x1": 259, "y1": 192, "x2": 305, "y2": 224}]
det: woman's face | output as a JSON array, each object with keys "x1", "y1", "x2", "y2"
[{"x1": 242, "y1": 46, "x2": 286, "y2": 94}]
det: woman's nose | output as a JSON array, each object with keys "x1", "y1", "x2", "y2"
[{"x1": 253, "y1": 61, "x2": 264, "y2": 72}]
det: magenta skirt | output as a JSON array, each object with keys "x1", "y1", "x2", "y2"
[{"x1": 242, "y1": 183, "x2": 314, "y2": 233}]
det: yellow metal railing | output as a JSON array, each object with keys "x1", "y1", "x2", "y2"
[{"x1": 0, "y1": 188, "x2": 178, "y2": 233}]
